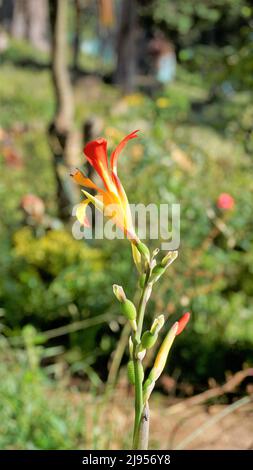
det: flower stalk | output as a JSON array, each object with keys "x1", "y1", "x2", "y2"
[
  {"x1": 132, "y1": 263, "x2": 152, "y2": 449},
  {"x1": 128, "y1": 244, "x2": 189, "y2": 449},
  {"x1": 72, "y1": 130, "x2": 190, "y2": 450}
]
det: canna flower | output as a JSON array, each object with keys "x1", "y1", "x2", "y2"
[
  {"x1": 71, "y1": 130, "x2": 138, "y2": 236},
  {"x1": 71, "y1": 130, "x2": 147, "y2": 267}
]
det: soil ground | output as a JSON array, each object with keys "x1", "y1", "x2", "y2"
[{"x1": 68, "y1": 386, "x2": 253, "y2": 450}]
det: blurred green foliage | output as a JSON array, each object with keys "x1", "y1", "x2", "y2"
[
  {"x1": 142, "y1": 0, "x2": 253, "y2": 91},
  {"x1": 0, "y1": 331, "x2": 101, "y2": 449},
  {"x1": 0, "y1": 227, "x2": 110, "y2": 327}
]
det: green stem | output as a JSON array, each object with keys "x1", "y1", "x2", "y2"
[
  {"x1": 132, "y1": 358, "x2": 144, "y2": 448},
  {"x1": 136, "y1": 283, "x2": 152, "y2": 341},
  {"x1": 132, "y1": 274, "x2": 152, "y2": 449}
]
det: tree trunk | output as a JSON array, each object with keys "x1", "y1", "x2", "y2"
[
  {"x1": 72, "y1": 0, "x2": 81, "y2": 71},
  {"x1": 115, "y1": 0, "x2": 138, "y2": 94},
  {"x1": 48, "y1": 0, "x2": 76, "y2": 220},
  {"x1": 11, "y1": 0, "x2": 28, "y2": 39},
  {"x1": 26, "y1": 0, "x2": 49, "y2": 51},
  {"x1": 9, "y1": 0, "x2": 48, "y2": 51}
]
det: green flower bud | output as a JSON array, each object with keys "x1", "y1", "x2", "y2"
[
  {"x1": 113, "y1": 284, "x2": 126, "y2": 303},
  {"x1": 127, "y1": 360, "x2": 135, "y2": 385},
  {"x1": 150, "y1": 314, "x2": 165, "y2": 335},
  {"x1": 152, "y1": 248, "x2": 160, "y2": 258},
  {"x1": 150, "y1": 251, "x2": 178, "y2": 283},
  {"x1": 121, "y1": 299, "x2": 136, "y2": 321},
  {"x1": 135, "y1": 240, "x2": 150, "y2": 262},
  {"x1": 141, "y1": 331, "x2": 158, "y2": 350},
  {"x1": 152, "y1": 265, "x2": 166, "y2": 276},
  {"x1": 161, "y1": 250, "x2": 178, "y2": 268},
  {"x1": 131, "y1": 242, "x2": 142, "y2": 273},
  {"x1": 113, "y1": 286, "x2": 137, "y2": 330},
  {"x1": 150, "y1": 264, "x2": 166, "y2": 283}
]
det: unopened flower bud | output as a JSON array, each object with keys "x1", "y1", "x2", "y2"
[
  {"x1": 150, "y1": 314, "x2": 165, "y2": 335},
  {"x1": 150, "y1": 265, "x2": 166, "y2": 283},
  {"x1": 176, "y1": 312, "x2": 190, "y2": 336},
  {"x1": 131, "y1": 242, "x2": 142, "y2": 273},
  {"x1": 113, "y1": 284, "x2": 126, "y2": 303},
  {"x1": 121, "y1": 299, "x2": 137, "y2": 321},
  {"x1": 161, "y1": 250, "x2": 178, "y2": 268},
  {"x1": 141, "y1": 331, "x2": 158, "y2": 350},
  {"x1": 135, "y1": 240, "x2": 150, "y2": 263},
  {"x1": 151, "y1": 251, "x2": 178, "y2": 283},
  {"x1": 113, "y1": 286, "x2": 137, "y2": 330},
  {"x1": 127, "y1": 360, "x2": 135, "y2": 385},
  {"x1": 150, "y1": 321, "x2": 179, "y2": 383},
  {"x1": 152, "y1": 248, "x2": 160, "y2": 258}
]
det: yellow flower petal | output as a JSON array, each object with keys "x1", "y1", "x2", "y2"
[
  {"x1": 76, "y1": 200, "x2": 90, "y2": 226},
  {"x1": 81, "y1": 190, "x2": 104, "y2": 212}
]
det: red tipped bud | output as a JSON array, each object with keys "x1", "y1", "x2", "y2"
[{"x1": 176, "y1": 312, "x2": 190, "y2": 336}]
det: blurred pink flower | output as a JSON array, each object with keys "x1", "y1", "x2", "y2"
[
  {"x1": 2, "y1": 146, "x2": 23, "y2": 168},
  {"x1": 21, "y1": 194, "x2": 45, "y2": 220},
  {"x1": 217, "y1": 193, "x2": 235, "y2": 211}
]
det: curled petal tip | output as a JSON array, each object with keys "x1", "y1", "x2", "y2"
[{"x1": 111, "y1": 129, "x2": 140, "y2": 173}]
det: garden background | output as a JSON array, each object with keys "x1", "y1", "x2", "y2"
[{"x1": 0, "y1": 0, "x2": 253, "y2": 450}]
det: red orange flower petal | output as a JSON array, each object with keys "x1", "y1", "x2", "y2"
[
  {"x1": 70, "y1": 168, "x2": 101, "y2": 191},
  {"x1": 83, "y1": 138, "x2": 112, "y2": 190},
  {"x1": 111, "y1": 129, "x2": 139, "y2": 174}
]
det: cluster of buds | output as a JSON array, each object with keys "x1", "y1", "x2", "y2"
[
  {"x1": 113, "y1": 246, "x2": 190, "y2": 404},
  {"x1": 126, "y1": 311, "x2": 190, "y2": 401}
]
